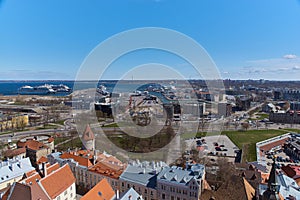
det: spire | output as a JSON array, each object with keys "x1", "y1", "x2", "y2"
[
  {"x1": 268, "y1": 159, "x2": 277, "y2": 188},
  {"x1": 262, "y1": 158, "x2": 280, "y2": 200},
  {"x1": 82, "y1": 124, "x2": 95, "y2": 141}
]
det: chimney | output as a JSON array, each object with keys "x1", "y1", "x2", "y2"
[
  {"x1": 116, "y1": 190, "x2": 119, "y2": 199},
  {"x1": 42, "y1": 162, "x2": 47, "y2": 177}
]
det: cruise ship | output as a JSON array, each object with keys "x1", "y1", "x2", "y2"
[
  {"x1": 50, "y1": 84, "x2": 72, "y2": 93},
  {"x1": 18, "y1": 85, "x2": 56, "y2": 95}
]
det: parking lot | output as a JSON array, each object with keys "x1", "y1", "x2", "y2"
[{"x1": 185, "y1": 135, "x2": 240, "y2": 162}]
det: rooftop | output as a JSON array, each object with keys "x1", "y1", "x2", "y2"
[
  {"x1": 157, "y1": 164, "x2": 205, "y2": 186},
  {"x1": 40, "y1": 164, "x2": 76, "y2": 199},
  {"x1": 119, "y1": 161, "x2": 167, "y2": 188},
  {"x1": 0, "y1": 157, "x2": 35, "y2": 184},
  {"x1": 81, "y1": 178, "x2": 115, "y2": 200},
  {"x1": 60, "y1": 152, "x2": 93, "y2": 168},
  {"x1": 88, "y1": 162, "x2": 124, "y2": 180}
]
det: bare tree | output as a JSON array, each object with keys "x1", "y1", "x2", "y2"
[{"x1": 241, "y1": 122, "x2": 249, "y2": 131}]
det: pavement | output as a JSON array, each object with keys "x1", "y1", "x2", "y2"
[{"x1": 185, "y1": 135, "x2": 239, "y2": 161}]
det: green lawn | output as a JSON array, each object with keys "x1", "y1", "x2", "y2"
[
  {"x1": 222, "y1": 129, "x2": 287, "y2": 162},
  {"x1": 249, "y1": 113, "x2": 269, "y2": 120},
  {"x1": 282, "y1": 128, "x2": 300, "y2": 133},
  {"x1": 183, "y1": 129, "x2": 291, "y2": 162},
  {"x1": 56, "y1": 137, "x2": 83, "y2": 151},
  {"x1": 54, "y1": 120, "x2": 65, "y2": 126}
]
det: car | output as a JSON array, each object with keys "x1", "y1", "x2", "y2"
[
  {"x1": 220, "y1": 144, "x2": 225, "y2": 147},
  {"x1": 215, "y1": 147, "x2": 222, "y2": 151}
]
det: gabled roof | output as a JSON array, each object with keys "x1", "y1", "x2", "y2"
[
  {"x1": 4, "y1": 148, "x2": 26, "y2": 158},
  {"x1": 157, "y1": 167, "x2": 194, "y2": 186},
  {"x1": 22, "y1": 163, "x2": 60, "y2": 185},
  {"x1": 243, "y1": 178, "x2": 255, "y2": 200},
  {"x1": 37, "y1": 156, "x2": 48, "y2": 165},
  {"x1": 119, "y1": 187, "x2": 143, "y2": 200},
  {"x1": 2, "y1": 182, "x2": 31, "y2": 200},
  {"x1": 82, "y1": 124, "x2": 95, "y2": 141},
  {"x1": 60, "y1": 152, "x2": 93, "y2": 167},
  {"x1": 30, "y1": 182, "x2": 51, "y2": 200},
  {"x1": 81, "y1": 178, "x2": 115, "y2": 200},
  {"x1": 0, "y1": 157, "x2": 35, "y2": 184},
  {"x1": 40, "y1": 164, "x2": 76, "y2": 199}
]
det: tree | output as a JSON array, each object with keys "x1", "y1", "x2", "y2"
[
  {"x1": 241, "y1": 122, "x2": 249, "y2": 131},
  {"x1": 198, "y1": 117, "x2": 207, "y2": 132}
]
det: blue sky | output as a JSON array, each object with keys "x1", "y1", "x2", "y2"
[{"x1": 0, "y1": 0, "x2": 300, "y2": 80}]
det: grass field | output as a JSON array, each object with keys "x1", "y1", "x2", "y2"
[
  {"x1": 182, "y1": 129, "x2": 294, "y2": 162},
  {"x1": 222, "y1": 129, "x2": 288, "y2": 162}
]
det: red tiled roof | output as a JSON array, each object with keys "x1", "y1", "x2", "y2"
[
  {"x1": 60, "y1": 152, "x2": 93, "y2": 167},
  {"x1": 17, "y1": 139, "x2": 49, "y2": 151},
  {"x1": 46, "y1": 163, "x2": 60, "y2": 175},
  {"x1": 22, "y1": 163, "x2": 60, "y2": 185},
  {"x1": 40, "y1": 164, "x2": 75, "y2": 199},
  {"x1": 25, "y1": 169, "x2": 37, "y2": 178},
  {"x1": 282, "y1": 165, "x2": 300, "y2": 179},
  {"x1": 4, "y1": 148, "x2": 26, "y2": 158},
  {"x1": 23, "y1": 172, "x2": 42, "y2": 185},
  {"x1": 259, "y1": 138, "x2": 287, "y2": 152},
  {"x1": 82, "y1": 124, "x2": 95, "y2": 141},
  {"x1": 48, "y1": 137, "x2": 54, "y2": 143},
  {"x1": 81, "y1": 178, "x2": 115, "y2": 200},
  {"x1": 37, "y1": 156, "x2": 48, "y2": 165},
  {"x1": 88, "y1": 162, "x2": 124, "y2": 179},
  {"x1": 97, "y1": 153, "x2": 125, "y2": 167}
]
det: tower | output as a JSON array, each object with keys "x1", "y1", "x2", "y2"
[
  {"x1": 262, "y1": 159, "x2": 280, "y2": 200},
  {"x1": 81, "y1": 124, "x2": 95, "y2": 151}
]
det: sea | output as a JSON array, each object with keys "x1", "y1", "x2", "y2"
[
  {"x1": 0, "y1": 80, "x2": 154, "y2": 96},
  {"x1": 0, "y1": 80, "x2": 109, "y2": 96}
]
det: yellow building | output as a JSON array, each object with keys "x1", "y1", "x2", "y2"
[{"x1": 0, "y1": 114, "x2": 29, "y2": 131}]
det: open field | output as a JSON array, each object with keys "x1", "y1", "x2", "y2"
[
  {"x1": 182, "y1": 129, "x2": 297, "y2": 162},
  {"x1": 222, "y1": 129, "x2": 288, "y2": 162}
]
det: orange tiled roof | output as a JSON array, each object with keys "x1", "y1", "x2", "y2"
[
  {"x1": 48, "y1": 137, "x2": 54, "y2": 143},
  {"x1": 259, "y1": 138, "x2": 287, "y2": 152},
  {"x1": 82, "y1": 124, "x2": 95, "y2": 141},
  {"x1": 97, "y1": 153, "x2": 124, "y2": 167},
  {"x1": 25, "y1": 169, "x2": 37, "y2": 178},
  {"x1": 17, "y1": 139, "x2": 49, "y2": 151},
  {"x1": 22, "y1": 163, "x2": 60, "y2": 185},
  {"x1": 40, "y1": 164, "x2": 75, "y2": 199},
  {"x1": 60, "y1": 152, "x2": 93, "y2": 167},
  {"x1": 81, "y1": 178, "x2": 115, "y2": 200},
  {"x1": 37, "y1": 156, "x2": 48, "y2": 165},
  {"x1": 88, "y1": 162, "x2": 124, "y2": 179},
  {"x1": 23, "y1": 172, "x2": 42, "y2": 185},
  {"x1": 261, "y1": 173, "x2": 270, "y2": 184},
  {"x1": 46, "y1": 163, "x2": 60, "y2": 175},
  {"x1": 76, "y1": 149, "x2": 94, "y2": 159}
]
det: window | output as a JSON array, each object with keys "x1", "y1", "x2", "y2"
[
  {"x1": 162, "y1": 194, "x2": 165, "y2": 199},
  {"x1": 57, "y1": 196, "x2": 60, "y2": 200},
  {"x1": 64, "y1": 191, "x2": 67, "y2": 196}
]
